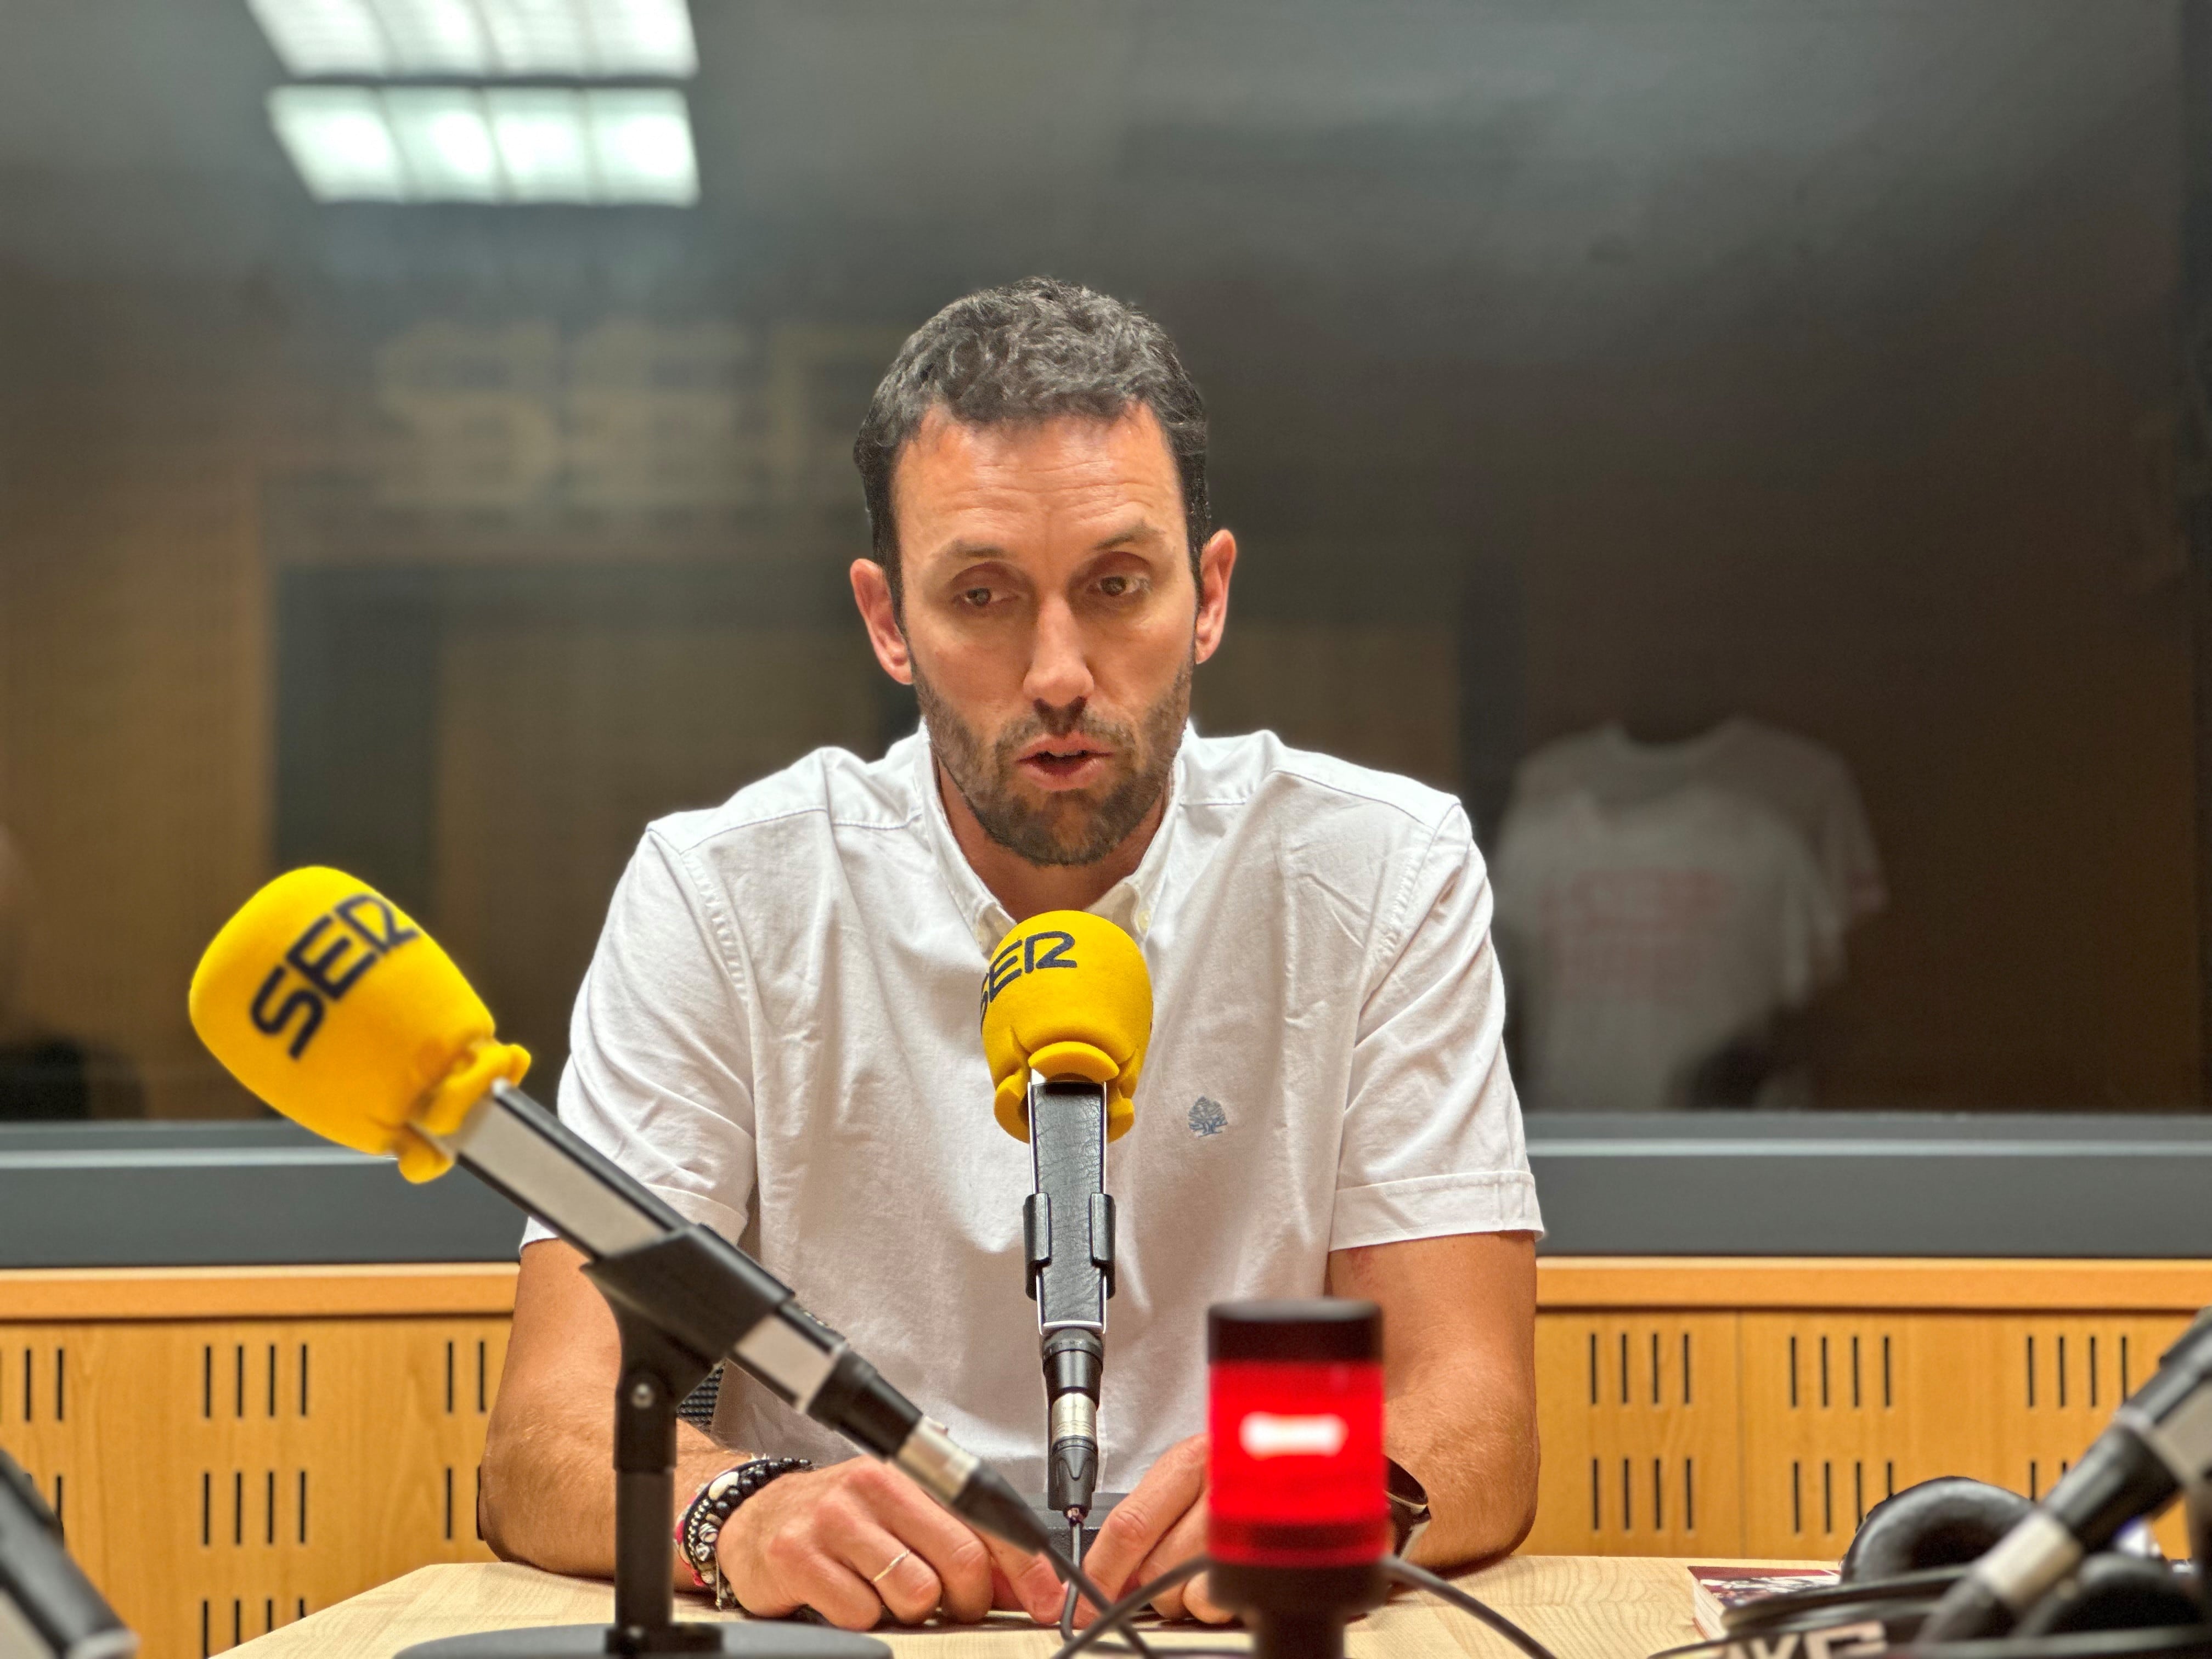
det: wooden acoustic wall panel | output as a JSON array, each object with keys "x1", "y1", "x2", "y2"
[
  {"x1": 4, "y1": 1260, "x2": 2207, "y2": 1649},
  {"x1": 0, "y1": 1318, "x2": 510, "y2": 1659},
  {"x1": 1525, "y1": 1313, "x2": 1742, "y2": 1556},
  {"x1": 2000, "y1": 1314, "x2": 2194, "y2": 1558},
  {"x1": 1736, "y1": 1312, "x2": 2197, "y2": 1560},
  {"x1": 1738, "y1": 1314, "x2": 1911, "y2": 1560}
]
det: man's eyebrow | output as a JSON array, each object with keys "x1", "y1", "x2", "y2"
[
  {"x1": 921, "y1": 523, "x2": 1166, "y2": 565},
  {"x1": 923, "y1": 538, "x2": 1013, "y2": 566},
  {"x1": 1093, "y1": 521, "x2": 1167, "y2": 550}
]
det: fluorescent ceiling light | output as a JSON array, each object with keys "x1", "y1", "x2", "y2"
[
  {"x1": 477, "y1": 0, "x2": 588, "y2": 77},
  {"x1": 374, "y1": 0, "x2": 489, "y2": 75},
  {"x1": 487, "y1": 88, "x2": 594, "y2": 201},
  {"x1": 249, "y1": 0, "x2": 393, "y2": 75},
  {"x1": 385, "y1": 86, "x2": 502, "y2": 200},
  {"x1": 576, "y1": 0, "x2": 693, "y2": 78},
  {"x1": 247, "y1": 0, "x2": 696, "y2": 77},
  {"x1": 268, "y1": 84, "x2": 407, "y2": 200},
  {"x1": 583, "y1": 88, "x2": 697, "y2": 205},
  {"x1": 267, "y1": 83, "x2": 698, "y2": 204}
]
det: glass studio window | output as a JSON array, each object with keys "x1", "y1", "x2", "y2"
[{"x1": 0, "y1": 1, "x2": 2193, "y2": 1120}]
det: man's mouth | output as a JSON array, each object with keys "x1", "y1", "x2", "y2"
[{"x1": 1015, "y1": 739, "x2": 1112, "y2": 788}]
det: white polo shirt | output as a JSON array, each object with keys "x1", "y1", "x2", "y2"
[{"x1": 527, "y1": 726, "x2": 1540, "y2": 1497}]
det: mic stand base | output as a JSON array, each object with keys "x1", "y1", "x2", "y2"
[
  {"x1": 400, "y1": 1262, "x2": 888, "y2": 1659},
  {"x1": 399, "y1": 1628, "x2": 892, "y2": 1659}
]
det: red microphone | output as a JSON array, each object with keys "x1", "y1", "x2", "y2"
[{"x1": 1207, "y1": 1301, "x2": 1390, "y2": 1659}]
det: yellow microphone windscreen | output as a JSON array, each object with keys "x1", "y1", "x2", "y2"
[
  {"x1": 189, "y1": 867, "x2": 528, "y2": 1182},
  {"x1": 980, "y1": 910, "x2": 1151, "y2": 1143}
]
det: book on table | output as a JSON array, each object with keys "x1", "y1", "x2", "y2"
[{"x1": 1686, "y1": 1565, "x2": 1842, "y2": 1640}]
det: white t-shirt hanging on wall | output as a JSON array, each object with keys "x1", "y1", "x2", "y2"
[
  {"x1": 1492, "y1": 786, "x2": 1843, "y2": 1114},
  {"x1": 1506, "y1": 719, "x2": 1885, "y2": 926}
]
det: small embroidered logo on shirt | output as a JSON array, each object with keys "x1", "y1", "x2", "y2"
[{"x1": 1189, "y1": 1096, "x2": 1228, "y2": 1138}]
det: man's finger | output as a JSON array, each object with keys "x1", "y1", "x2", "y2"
[
  {"x1": 1078, "y1": 1437, "x2": 1209, "y2": 1618},
  {"x1": 858, "y1": 1536, "x2": 945, "y2": 1628},
  {"x1": 1132, "y1": 1503, "x2": 1214, "y2": 1622},
  {"x1": 842, "y1": 1463, "x2": 996, "y2": 1622},
  {"x1": 1080, "y1": 1436, "x2": 1209, "y2": 1609},
  {"x1": 977, "y1": 1527, "x2": 1064, "y2": 1624},
  {"x1": 807, "y1": 1497, "x2": 915, "y2": 1626},
  {"x1": 1181, "y1": 1566, "x2": 1232, "y2": 1626},
  {"x1": 797, "y1": 1556, "x2": 884, "y2": 1632}
]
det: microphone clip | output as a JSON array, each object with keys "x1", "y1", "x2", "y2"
[
  {"x1": 1023, "y1": 1078, "x2": 1118, "y2": 1319},
  {"x1": 1022, "y1": 1192, "x2": 1118, "y2": 1303}
]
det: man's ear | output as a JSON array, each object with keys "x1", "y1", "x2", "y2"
[
  {"x1": 850, "y1": 559, "x2": 914, "y2": 685},
  {"x1": 1193, "y1": 528, "x2": 1237, "y2": 666}
]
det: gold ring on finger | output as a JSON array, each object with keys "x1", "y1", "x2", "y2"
[{"x1": 869, "y1": 1549, "x2": 913, "y2": 1586}]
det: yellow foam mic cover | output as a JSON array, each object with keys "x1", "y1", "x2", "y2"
[
  {"x1": 980, "y1": 910, "x2": 1151, "y2": 1143},
  {"x1": 188, "y1": 867, "x2": 529, "y2": 1183}
]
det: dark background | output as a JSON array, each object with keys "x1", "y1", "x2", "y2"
[{"x1": 0, "y1": 1, "x2": 2195, "y2": 1116}]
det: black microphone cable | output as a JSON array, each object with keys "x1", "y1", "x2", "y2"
[
  {"x1": 1042, "y1": 1554, "x2": 1560, "y2": 1659},
  {"x1": 1049, "y1": 1529, "x2": 1237, "y2": 1659},
  {"x1": 1052, "y1": 1523, "x2": 1159, "y2": 1659}
]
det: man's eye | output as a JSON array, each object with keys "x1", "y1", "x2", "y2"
[
  {"x1": 1099, "y1": 575, "x2": 1131, "y2": 597},
  {"x1": 960, "y1": 586, "x2": 994, "y2": 608}
]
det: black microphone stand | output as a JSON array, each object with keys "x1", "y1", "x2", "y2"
[{"x1": 400, "y1": 1244, "x2": 889, "y2": 1659}]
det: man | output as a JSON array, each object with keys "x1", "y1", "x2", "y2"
[{"x1": 479, "y1": 278, "x2": 1541, "y2": 1631}]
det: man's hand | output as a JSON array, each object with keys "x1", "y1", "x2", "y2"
[
  {"x1": 1075, "y1": 1231, "x2": 1538, "y2": 1627},
  {"x1": 716, "y1": 1459, "x2": 1065, "y2": 1630},
  {"x1": 1073, "y1": 1434, "x2": 1228, "y2": 1626}
]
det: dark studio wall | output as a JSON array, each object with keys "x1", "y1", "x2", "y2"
[{"x1": 0, "y1": 0, "x2": 2191, "y2": 1113}]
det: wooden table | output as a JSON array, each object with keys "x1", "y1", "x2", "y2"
[{"x1": 225, "y1": 1556, "x2": 1799, "y2": 1659}]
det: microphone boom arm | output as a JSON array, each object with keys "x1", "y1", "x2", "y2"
[{"x1": 432, "y1": 1082, "x2": 1048, "y2": 1555}]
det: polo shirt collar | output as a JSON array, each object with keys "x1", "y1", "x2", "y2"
[{"x1": 912, "y1": 723, "x2": 1184, "y2": 955}]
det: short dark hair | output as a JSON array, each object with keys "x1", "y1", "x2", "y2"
[{"x1": 853, "y1": 277, "x2": 1210, "y2": 611}]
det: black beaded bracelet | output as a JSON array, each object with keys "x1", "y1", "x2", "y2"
[{"x1": 678, "y1": 1457, "x2": 813, "y2": 1606}]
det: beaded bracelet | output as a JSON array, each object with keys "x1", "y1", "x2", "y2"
[{"x1": 676, "y1": 1457, "x2": 813, "y2": 1607}]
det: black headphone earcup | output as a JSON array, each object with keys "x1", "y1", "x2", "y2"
[
  {"x1": 2011, "y1": 1555, "x2": 2207, "y2": 1637},
  {"x1": 1843, "y1": 1477, "x2": 2035, "y2": 1582}
]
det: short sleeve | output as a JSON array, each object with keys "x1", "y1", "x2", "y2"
[
  {"x1": 518, "y1": 830, "x2": 758, "y2": 1252},
  {"x1": 1330, "y1": 810, "x2": 1544, "y2": 1253},
  {"x1": 1486, "y1": 785, "x2": 1565, "y2": 953},
  {"x1": 1818, "y1": 765, "x2": 1887, "y2": 924},
  {"x1": 1774, "y1": 823, "x2": 1848, "y2": 1006}
]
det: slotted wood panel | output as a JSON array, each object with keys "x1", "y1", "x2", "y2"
[
  {"x1": 1734, "y1": 1313, "x2": 2197, "y2": 1559},
  {"x1": 1996, "y1": 1314, "x2": 2193, "y2": 1558},
  {"x1": 0, "y1": 1299, "x2": 510, "y2": 1659},
  {"x1": 1738, "y1": 1314, "x2": 1925, "y2": 1558},
  {"x1": 9, "y1": 1260, "x2": 2212, "y2": 1652},
  {"x1": 1531, "y1": 1266, "x2": 2212, "y2": 1562},
  {"x1": 1525, "y1": 1314, "x2": 1742, "y2": 1555}
]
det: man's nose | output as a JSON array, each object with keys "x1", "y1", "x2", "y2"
[{"x1": 1023, "y1": 596, "x2": 1096, "y2": 710}]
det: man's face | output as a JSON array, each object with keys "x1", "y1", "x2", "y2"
[{"x1": 855, "y1": 405, "x2": 1231, "y2": 868}]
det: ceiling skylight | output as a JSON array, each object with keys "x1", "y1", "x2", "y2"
[
  {"x1": 248, "y1": 0, "x2": 696, "y2": 79},
  {"x1": 268, "y1": 84, "x2": 698, "y2": 204}
]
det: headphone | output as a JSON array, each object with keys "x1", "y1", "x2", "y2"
[{"x1": 1651, "y1": 1477, "x2": 2211, "y2": 1658}]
